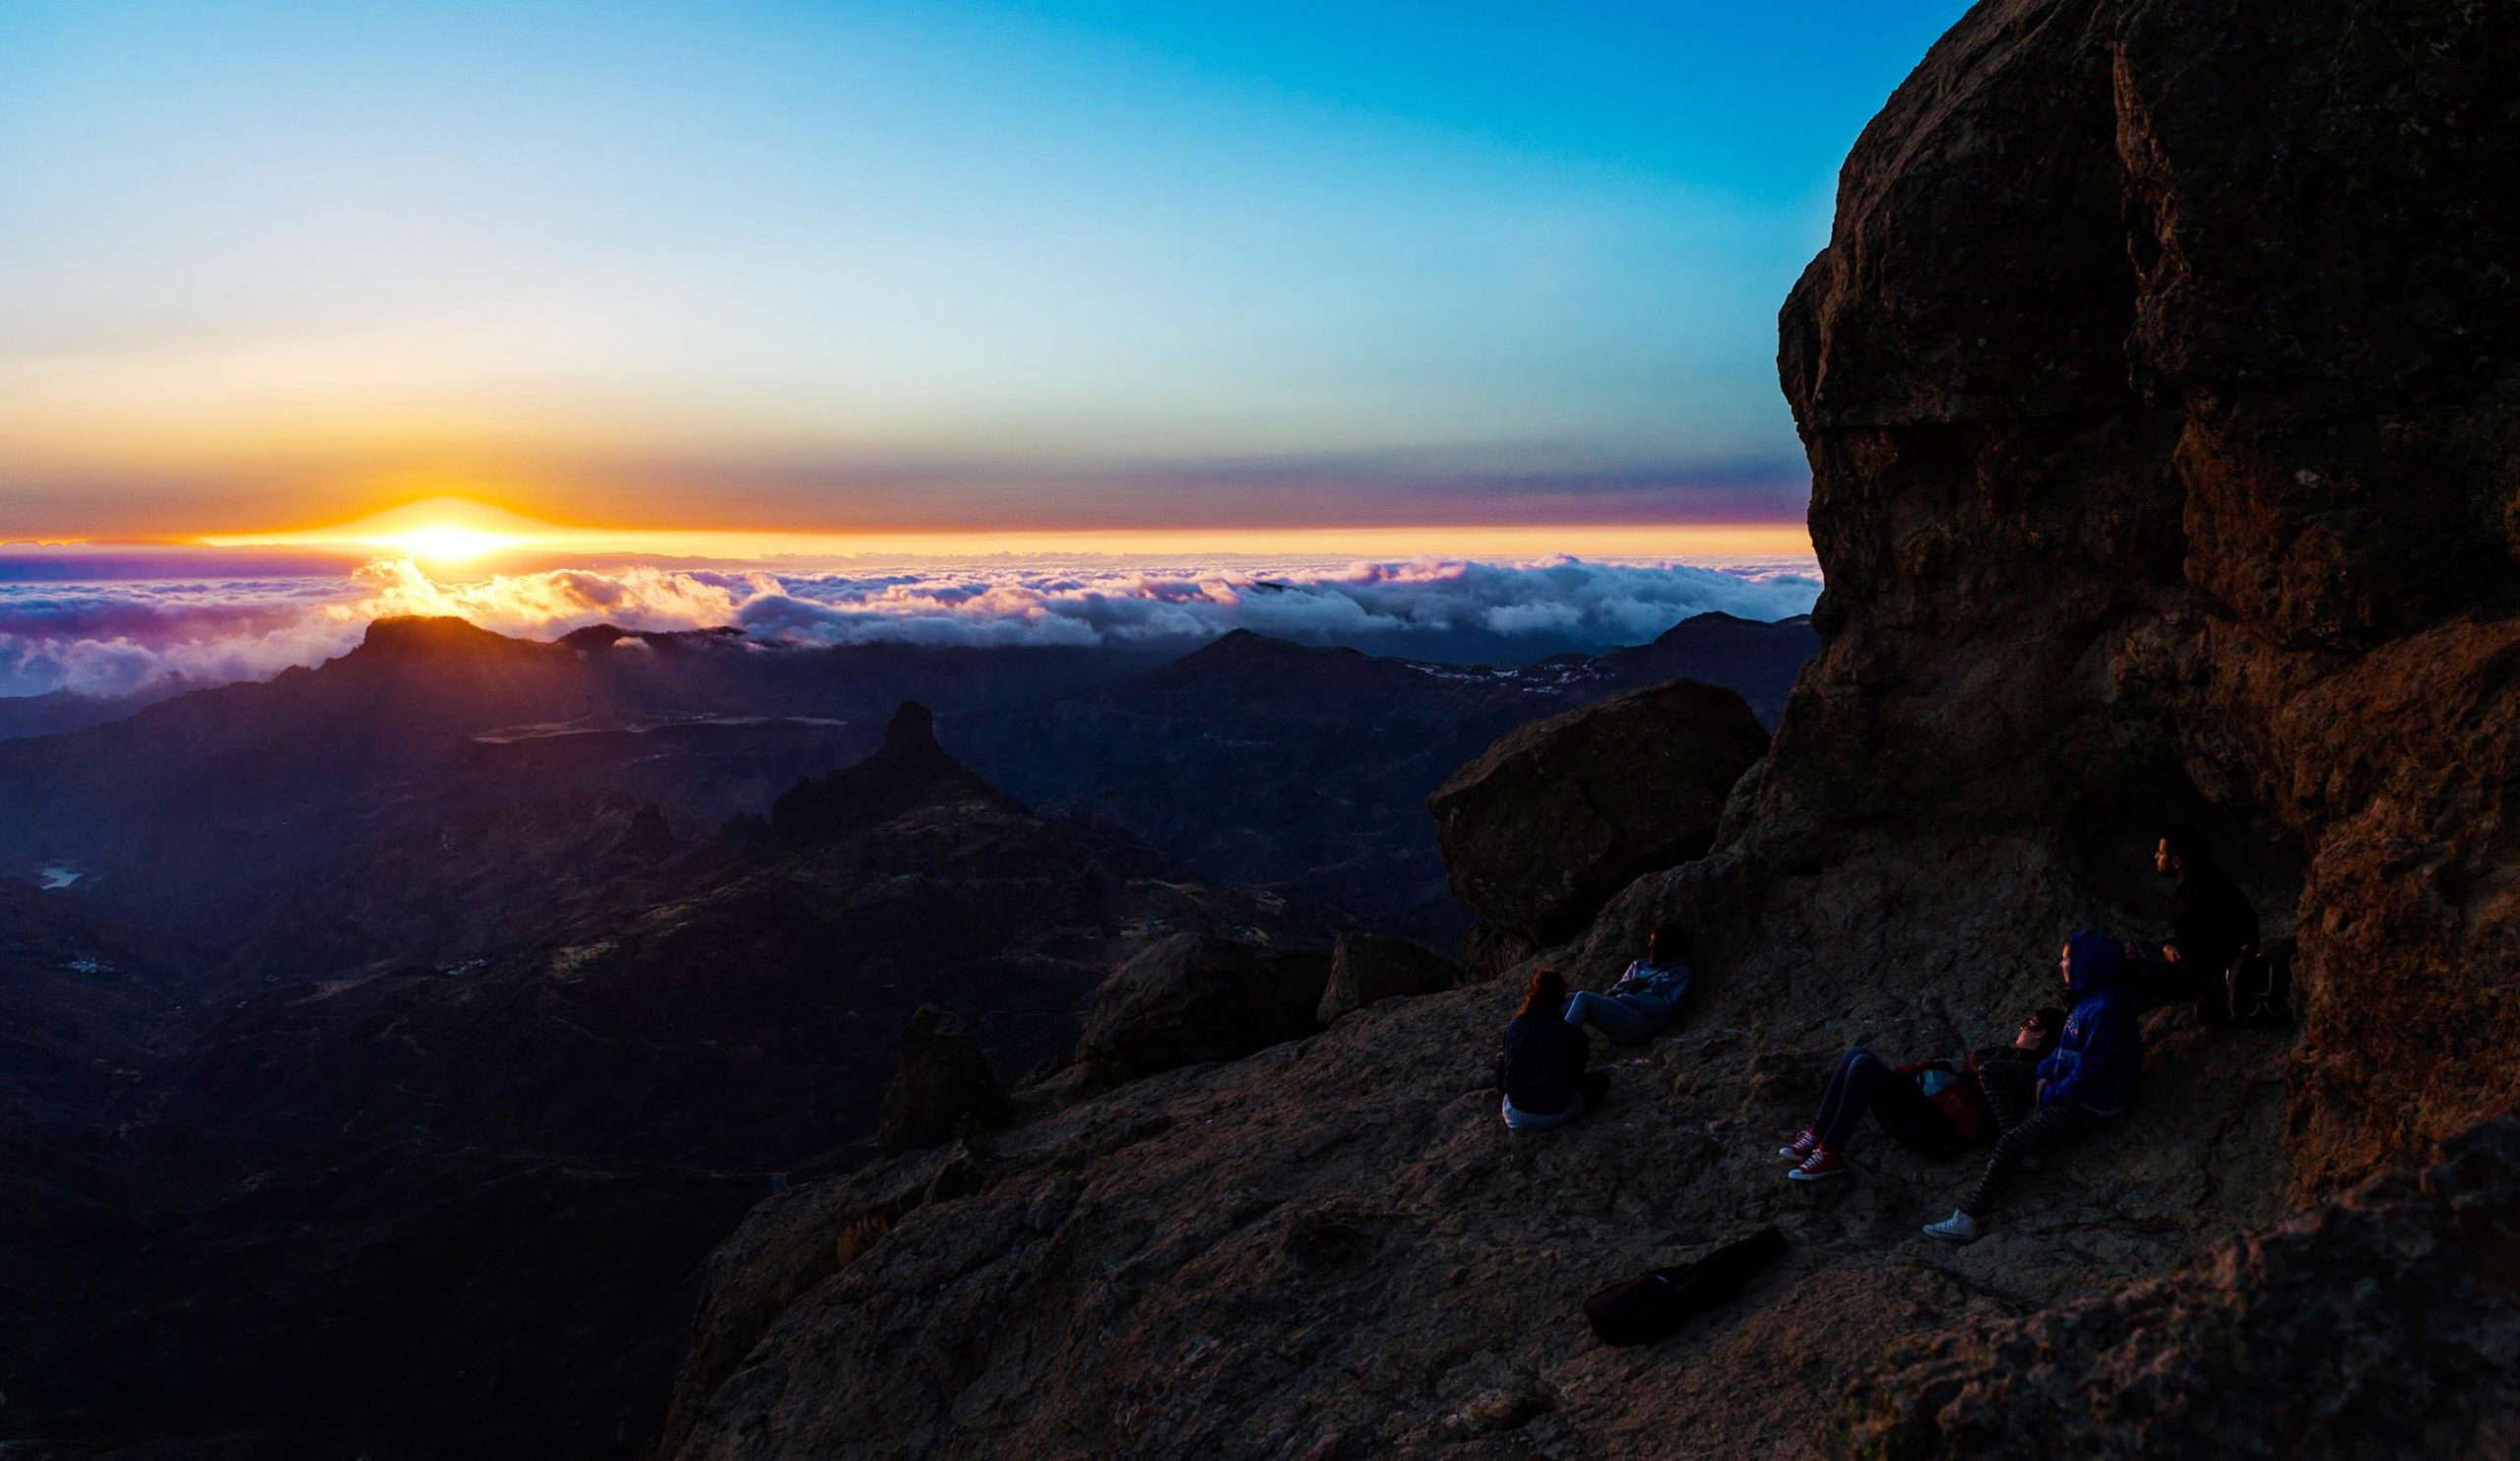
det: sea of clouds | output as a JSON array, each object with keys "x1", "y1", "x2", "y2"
[{"x1": 0, "y1": 551, "x2": 1822, "y2": 699}]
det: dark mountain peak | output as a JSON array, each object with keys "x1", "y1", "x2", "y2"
[
  {"x1": 770, "y1": 702, "x2": 1021, "y2": 844},
  {"x1": 561, "y1": 624, "x2": 749, "y2": 655},
  {"x1": 558, "y1": 623, "x2": 633, "y2": 652},
  {"x1": 357, "y1": 615, "x2": 532, "y2": 660},
  {"x1": 1170, "y1": 629, "x2": 1361, "y2": 674},
  {"x1": 1650, "y1": 609, "x2": 1755, "y2": 641},
  {"x1": 884, "y1": 700, "x2": 938, "y2": 753}
]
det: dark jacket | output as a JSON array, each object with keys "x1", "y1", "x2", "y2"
[
  {"x1": 2038, "y1": 930, "x2": 2142, "y2": 1114},
  {"x1": 2170, "y1": 862, "x2": 2259, "y2": 975},
  {"x1": 1497, "y1": 1012, "x2": 1589, "y2": 1117}
]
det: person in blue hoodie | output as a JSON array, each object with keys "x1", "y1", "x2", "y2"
[
  {"x1": 1923, "y1": 928, "x2": 2142, "y2": 1243},
  {"x1": 1561, "y1": 924, "x2": 1695, "y2": 1045}
]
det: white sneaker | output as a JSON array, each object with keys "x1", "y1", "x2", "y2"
[{"x1": 1922, "y1": 1209, "x2": 1981, "y2": 1244}]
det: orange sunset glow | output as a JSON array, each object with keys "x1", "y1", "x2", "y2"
[{"x1": 200, "y1": 498, "x2": 1816, "y2": 566}]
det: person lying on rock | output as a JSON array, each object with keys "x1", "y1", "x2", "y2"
[
  {"x1": 2121, "y1": 824, "x2": 2259, "y2": 1018},
  {"x1": 1778, "y1": 1006, "x2": 2066, "y2": 1180},
  {"x1": 1923, "y1": 930, "x2": 2142, "y2": 1243},
  {"x1": 1560, "y1": 924, "x2": 1695, "y2": 1045},
  {"x1": 1496, "y1": 967, "x2": 1608, "y2": 1130}
]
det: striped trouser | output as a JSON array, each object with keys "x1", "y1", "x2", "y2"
[{"x1": 1960, "y1": 1101, "x2": 2116, "y2": 1217}]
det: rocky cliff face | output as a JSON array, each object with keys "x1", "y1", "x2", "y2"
[
  {"x1": 1685, "y1": 0, "x2": 2518, "y2": 1198},
  {"x1": 659, "y1": 1, "x2": 2520, "y2": 1456}
]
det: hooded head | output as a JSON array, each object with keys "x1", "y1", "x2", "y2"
[{"x1": 2061, "y1": 928, "x2": 2123, "y2": 995}]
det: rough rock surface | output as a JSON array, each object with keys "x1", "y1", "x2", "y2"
[
  {"x1": 1316, "y1": 932, "x2": 1461, "y2": 1025},
  {"x1": 1428, "y1": 679, "x2": 1768, "y2": 943},
  {"x1": 662, "y1": 980, "x2": 2292, "y2": 1460},
  {"x1": 877, "y1": 1006, "x2": 1005, "y2": 1155},
  {"x1": 1076, "y1": 933, "x2": 1332, "y2": 1080},
  {"x1": 1644, "y1": 0, "x2": 2520, "y2": 1198},
  {"x1": 1837, "y1": 1115, "x2": 2520, "y2": 1459}
]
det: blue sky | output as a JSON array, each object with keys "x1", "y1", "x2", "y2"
[{"x1": 0, "y1": 0, "x2": 1970, "y2": 541}]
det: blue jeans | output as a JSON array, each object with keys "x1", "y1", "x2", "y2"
[
  {"x1": 1812, "y1": 1047, "x2": 1954, "y2": 1151},
  {"x1": 1562, "y1": 989, "x2": 1678, "y2": 1045}
]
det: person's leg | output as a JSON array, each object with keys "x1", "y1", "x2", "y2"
[
  {"x1": 1808, "y1": 1048, "x2": 1866, "y2": 1137},
  {"x1": 1975, "y1": 1057, "x2": 2039, "y2": 1134},
  {"x1": 1958, "y1": 1103, "x2": 2114, "y2": 1217},
  {"x1": 1616, "y1": 991, "x2": 1680, "y2": 1041},
  {"x1": 1562, "y1": 989, "x2": 1655, "y2": 1045},
  {"x1": 1819, "y1": 1049, "x2": 1893, "y2": 1147},
  {"x1": 1867, "y1": 1073, "x2": 1961, "y2": 1156}
]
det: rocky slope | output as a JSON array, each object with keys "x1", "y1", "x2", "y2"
[
  {"x1": 659, "y1": 0, "x2": 2520, "y2": 1454},
  {"x1": 662, "y1": 987, "x2": 2293, "y2": 1459}
]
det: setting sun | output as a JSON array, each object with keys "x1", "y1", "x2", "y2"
[{"x1": 384, "y1": 524, "x2": 518, "y2": 563}]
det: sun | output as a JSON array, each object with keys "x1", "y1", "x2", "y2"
[{"x1": 384, "y1": 524, "x2": 520, "y2": 564}]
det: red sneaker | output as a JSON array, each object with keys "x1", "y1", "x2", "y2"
[
  {"x1": 1778, "y1": 1128, "x2": 1820, "y2": 1161},
  {"x1": 1786, "y1": 1144, "x2": 1846, "y2": 1181}
]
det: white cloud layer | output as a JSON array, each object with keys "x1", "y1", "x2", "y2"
[{"x1": 0, "y1": 552, "x2": 1820, "y2": 698}]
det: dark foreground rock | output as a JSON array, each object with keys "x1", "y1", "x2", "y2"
[
  {"x1": 662, "y1": 981, "x2": 2295, "y2": 1459},
  {"x1": 1076, "y1": 933, "x2": 1332, "y2": 1080},
  {"x1": 878, "y1": 1007, "x2": 1005, "y2": 1155},
  {"x1": 1316, "y1": 932, "x2": 1460, "y2": 1024},
  {"x1": 1429, "y1": 679, "x2": 1767, "y2": 943},
  {"x1": 1837, "y1": 1115, "x2": 2520, "y2": 1459}
]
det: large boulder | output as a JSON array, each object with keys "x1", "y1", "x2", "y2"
[
  {"x1": 876, "y1": 1006, "x2": 1005, "y2": 1155},
  {"x1": 1427, "y1": 678, "x2": 1768, "y2": 943},
  {"x1": 1735, "y1": 0, "x2": 2520, "y2": 1197},
  {"x1": 1314, "y1": 932, "x2": 1461, "y2": 1024},
  {"x1": 1076, "y1": 933, "x2": 1330, "y2": 1079}
]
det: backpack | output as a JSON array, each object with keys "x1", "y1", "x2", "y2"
[
  {"x1": 1583, "y1": 1227, "x2": 1788, "y2": 1347},
  {"x1": 1903, "y1": 1059, "x2": 1989, "y2": 1151},
  {"x1": 2223, "y1": 938, "x2": 2297, "y2": 1028}
]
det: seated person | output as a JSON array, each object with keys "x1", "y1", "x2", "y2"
[
  {"x1": 1496, "y1": 967, "x2": 1607, "y2": 1131},
  {"x1": 2123, "y1": 825, "x2": 2259, "y2": 1016},
  {"x1": 1562, "y1": 924, "x2": 1695, "y2": 1045},
  {"x1": 1779, "y1": 1006, "x2": 2065, "y2": 1180},
  {"x1": 1924, "y1": 930, "x2": 2142, "y2": 1243}
]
